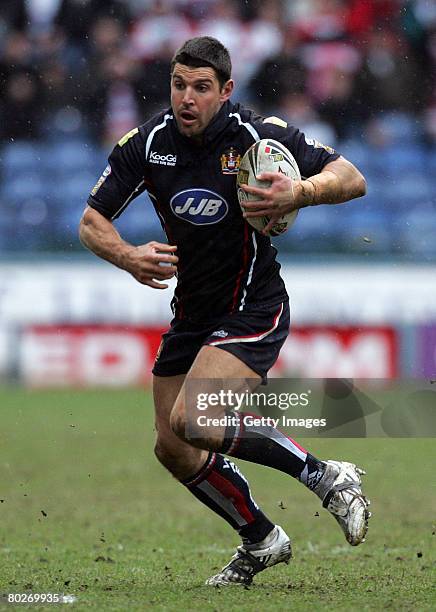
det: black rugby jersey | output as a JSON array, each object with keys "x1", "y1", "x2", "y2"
[{"x1": 87, "y1": 100, "x2": 339, "y2": 322}]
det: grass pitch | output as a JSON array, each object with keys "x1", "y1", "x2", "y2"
[{"x1": 0, "y1": 387, "x2": 435, "y2": 611}]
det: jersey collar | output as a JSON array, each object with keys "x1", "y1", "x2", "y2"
[{"x1": 171, "y1": 100, "x2": 236, "y2": 149}]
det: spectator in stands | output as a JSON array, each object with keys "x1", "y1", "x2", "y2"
[
  {"x1": 129, "y1": 0, "x2": 192, "y2": 62},
  {"x1": 38, "y1": 59, "x2": 85, "y2": 139},
  {"x1": 55, "y1": 0, "x2": 132, "y2": 51},
  {"x1": 0, "y1": 30, "x2": 42, "y2": 140},
  {"x1": 276, "y1": 91, "x2": 337, "y2": 148},
  {"x1": 0, "y1": 0, "x2": 27, "y2": 33},
  {"x1": 0, "y1": 29, "x2": 34, "y2": 77},
  {"x1": 84, "y1": 49, "x2": 150, "y2": 146},
  {"x1": 238, "y1": 0, "x2": 285, "y2": 91},
  {"x1": 195, "y1": 0, "x2": 246, "y2": 88},
  {"x1": 248, "y1": 26, "x2": 306, "y2": 114},
  {"x1": 316, "y1": 67, "x2": 361, "y2": 141},
  {"x1": 353, "y1": 27, "x2": 425, "y2": 122},
  {"x1": 0, "y1": 69, "x2": 42, "y2": 140},
  {"x1": 401, "y1": 0, "x2": 435, "y2": 110},
  {"x1": 82, "y1": 14, "x2": 129, "y2": 80}
]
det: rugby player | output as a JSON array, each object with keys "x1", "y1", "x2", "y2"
[{"x1": 79, "y1": 36, "x2": 370, "y2": 586}]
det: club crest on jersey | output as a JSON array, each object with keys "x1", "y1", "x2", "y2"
[
  {"x1": 170, "y1": 189, "x2": 228, "y2": 225},
  {"x1": 220, "y1": 147, "x2": 241, "y2": 174}
]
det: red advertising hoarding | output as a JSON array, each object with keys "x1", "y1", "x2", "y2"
[
  {"x1": 272, "y1": 326, "x2": 398, "y2": 378},
  {"x1": 20, "y1": 325, "x2": 166, "y2": 387},
  {"x1": 20, "y1": 324, "x2": 398, "y2": 387}
]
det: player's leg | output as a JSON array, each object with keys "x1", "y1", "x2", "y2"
[
  {"x1": 153, "y1": 373, "x2": 290, "y2": 584},
  {"x1": 153, "y1": 373, "x2": 207, "y2": 480},
  {"x1": 170, "y1": 345, "x2": 325, "y2": 489},
  {"x1": 170, "y1": 344, "x2": 370, "y2": 548}
]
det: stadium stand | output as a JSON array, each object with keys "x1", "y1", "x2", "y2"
[{"x1": 0, "y1": 0, "x2": 435, "y2": 258}]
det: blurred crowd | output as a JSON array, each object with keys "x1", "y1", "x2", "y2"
[{"x1": 1, "y1": 0, "x2": 435, "y2": 148}]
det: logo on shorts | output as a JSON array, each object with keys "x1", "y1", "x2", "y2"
[
  {"x1": 211, "y1": 330, "x2": 228, "y2": 338},
  {"x1": 220, "y1": 147, "x2": 241, "y2": 174},
  {"x1": 170, "y1": 189, "x2": 229, "y2": 225}
]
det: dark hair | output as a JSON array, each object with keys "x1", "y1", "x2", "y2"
[{"x1": 171, "y1": 36, "x2": 232, "y2": 88}]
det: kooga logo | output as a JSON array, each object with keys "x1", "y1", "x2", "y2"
[
  {"x1": 170, "y1": 189, "x2": 228, "y2": 225},
  {"x1": 149, "y1": 151, "x2": 177, "y2": 166}
]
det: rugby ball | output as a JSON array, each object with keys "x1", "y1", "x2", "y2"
[{"x1": 237, "y1": 139, "x2": 300, "y2": 236}]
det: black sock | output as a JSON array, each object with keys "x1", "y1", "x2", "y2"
[
  {"x1": 220, "y1": 412, "x2": 326, "y2": 491},
  {"x1": 182, "y1": 451, "x2": 274, "y2": 544}
]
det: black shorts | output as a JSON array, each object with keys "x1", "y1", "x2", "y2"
[{"x1": 152, "y1": 300, "x2": 290, "y2": 382}]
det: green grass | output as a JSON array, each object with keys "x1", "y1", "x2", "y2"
[{"x1": 0, "y1": 387, "x2": 435, "y2": 611}]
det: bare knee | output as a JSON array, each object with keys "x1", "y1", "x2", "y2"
[
  {"x1": 169, "y1": 400, "x2": 205, "y2": 447},
  {"x1": 154, "y1": 439, "x2": 181, "y2": 473},
  {"x1": 154, "y1": 437, "x2": 206, "y2": 481},
  {"x1": 169, "y1": 398, "x2": 226, "y2": 451},
  {"x1": 169, "y1": 403, "x2": 187, "y2": 441}
]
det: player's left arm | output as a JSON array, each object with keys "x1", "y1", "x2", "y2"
[
  {"x1": 241, "y1": 156, "x2": 366, "y2": 234},
  {"x1": 240, "y1": 115, "x2": 366, "y2": 233}
]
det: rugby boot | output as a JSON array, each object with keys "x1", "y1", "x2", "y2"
[{"x1": 205, "y1": 525, "x2": 292, "y2": 586}]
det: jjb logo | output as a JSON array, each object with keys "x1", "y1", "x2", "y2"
[{"x1": 170, "y1": 189, "x2": 228, "y2": 225}]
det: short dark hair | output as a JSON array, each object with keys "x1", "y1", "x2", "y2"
[{"x1": 171, "y1": 36, "x2": 232, "y2": 88}]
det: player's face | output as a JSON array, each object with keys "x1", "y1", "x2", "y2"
[{"x1": 171, "y1": 64, "x2": 233, "y2": 142}]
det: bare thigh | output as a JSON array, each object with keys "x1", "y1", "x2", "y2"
[
  {"x1": 170, "y1": 345, "x2": 261, "y2": 449},
  {"x1": 152, "y1": 373, "x2": 208, "y2": 479}
]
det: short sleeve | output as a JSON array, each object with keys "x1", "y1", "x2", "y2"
[{"x1": 87, "y1": 127, "x2": 150, "y2": 220}]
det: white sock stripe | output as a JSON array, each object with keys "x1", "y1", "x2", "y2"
[
  {"x1": 197, "y1": 481, "x2": 248, "y2": 527},
  {"x1": 275, "y1": 434, "x2": 307, "y2": 462},
  {"x1": 244, "y1": 422, "x2": 307, "y2": 463},
  {"x1": 208, "y1": 302, "x2": 284, "y2": 346}
]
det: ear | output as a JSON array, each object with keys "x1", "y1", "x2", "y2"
[{"x1": 219, "y1": 79, "x2": 234, "y2": 103}]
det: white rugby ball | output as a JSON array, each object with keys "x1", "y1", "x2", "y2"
[{"x1": 237, "y1": 139, "x2": 300, "y2": 236}]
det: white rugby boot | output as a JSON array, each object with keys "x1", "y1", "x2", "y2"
[
  {"x1": 205, "y1": 525, "x2": 292, "y2": 586},
  {"x1": 314, "y1": 460, "x2": 371, "y2": 546}
]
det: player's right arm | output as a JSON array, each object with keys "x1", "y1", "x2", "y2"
[
  {"x1": 79, "y1": 207, "x2": 178, "y2": 289},
  {"x1": 79, "y1": 125, "x2": 177, "y2": 289}
]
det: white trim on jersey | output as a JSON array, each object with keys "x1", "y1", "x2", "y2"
[
  {"x1": 228, "y1": 112, "x2": 260, "y2": 141},
  {"x1": 208, "y1": 302, "x2": 284, "y2": 346},
  {"x1": 110, "y1": 179, "x2": 146, "y2": 220},
  {"x1": 238, "y1": 230, "x2": 258, "y2": 311},
  {"x1": 145, "y1": 113, "x2": 173, "y2": 159}
]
